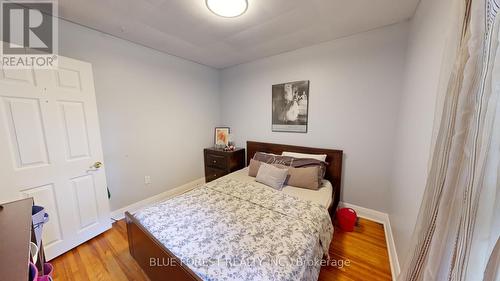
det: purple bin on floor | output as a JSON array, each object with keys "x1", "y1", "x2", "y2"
[
  {"x1": 32, "y1": 205, "x2": 49, "y2": 247},
  {"x1": 43, "y1": 263, "x2": 53, "y2": 277},
  {"x1": 36, "y1": 263, "x2": 54, "y2": 281},
  {"x1": 29, "y1": 262, "x2": 38, "y2": 281}
]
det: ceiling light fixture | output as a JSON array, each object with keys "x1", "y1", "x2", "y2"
[{"x1": 206, "y1": 0, "x2": 248, "y2": 18}]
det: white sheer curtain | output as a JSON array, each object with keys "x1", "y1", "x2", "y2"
[
  {"x1": 398, "y1": 0, "x2": 500, "y2": 280},
  {"x1": 471, "y1": 90, "x2": 500, "y2": 280}
]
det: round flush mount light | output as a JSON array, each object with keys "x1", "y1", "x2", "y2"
[{"x1": 206, "y1": 0, "x2": 248, "y2": 18}]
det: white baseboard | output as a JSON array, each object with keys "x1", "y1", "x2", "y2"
[
  {"x1": 339, "y1": 202, "x2": 401, "y2": 280},
  {"x1": 384, "y1": 215, "x2": 401, "y2": 280},
  {"x1": 110, "y1": 177, "x2": 205, "y2": 221}
]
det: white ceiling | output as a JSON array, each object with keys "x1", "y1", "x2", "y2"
[{"x1": 58, "y1": 0, "x2": 420, "y2": 69}]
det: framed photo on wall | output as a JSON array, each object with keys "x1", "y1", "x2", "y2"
[
  {"x1": 214, "y1": 127, "x2": 230, "y2": 147},
  {"x1": 272, "y1": 80, "x2": 309, "y2": 133}
]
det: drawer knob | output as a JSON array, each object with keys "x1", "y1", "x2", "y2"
[{"x1": 213, "y1": 160, "x2": 217, "y2": 163}]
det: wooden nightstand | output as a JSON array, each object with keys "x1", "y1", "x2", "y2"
[{"x1": 204, "y1": 147, "x2": 245, "y2": 182}]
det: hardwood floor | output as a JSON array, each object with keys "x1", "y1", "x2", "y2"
[
  {"x1": 51, "y1": 218, "x2": 392, "y2": 281},
  {"x1": 318, "y1": 218, "x2": 392, "y2": 281},
  {"x1": 51, "y1": 219, "x2": 149, "y2": 281}
]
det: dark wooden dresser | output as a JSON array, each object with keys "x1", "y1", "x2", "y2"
[
  {"x1": 204, "y1": 147, "x2": 245, "y2": 182},
  {"x1": 0, "y1": 198, "x2": 46, "y2": 281}
]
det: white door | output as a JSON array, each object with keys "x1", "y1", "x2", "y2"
[{"x1": 0, "y1": 56, "x2": 111, "y2": 260}]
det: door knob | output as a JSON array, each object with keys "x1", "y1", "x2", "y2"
[{"x1": 91, "y1": 161, "x2": 103, "y2": 169}]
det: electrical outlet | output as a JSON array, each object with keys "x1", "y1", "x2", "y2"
[{"x1": 144, "y1": 176, "x2": 151, "y2": 185}]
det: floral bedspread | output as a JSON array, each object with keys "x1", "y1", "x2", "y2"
[{"x1": 135, "y1": 178, "x2": 334, "y2": 281}]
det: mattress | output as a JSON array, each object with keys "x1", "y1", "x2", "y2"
[{"x1": 223, "y1": 167, "x2": 334, "y2": 209}]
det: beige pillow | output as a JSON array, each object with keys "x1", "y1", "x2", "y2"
[
  {"x1": 255, "y1": 163, "x2": 289, "y2": 190},
  {"x1": 248, "y1": 159, "x2": 262, "y2": 177},
  {"x1": 287, "y1": 166, "x2": 320, "y2": 190}
]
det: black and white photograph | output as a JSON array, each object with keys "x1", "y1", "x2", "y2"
[{"x1": 272, "y1": 80, "x2": 310, "y2": 133}]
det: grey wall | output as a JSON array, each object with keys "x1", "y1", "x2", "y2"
[
  {"x1": 58, "y1": 20, "x2": 221, "y2": 211},
  {"x1": 389, "y1": 0, "x2": 458, "y2": 264},
  {"x1": 220, "y1": 23, "x2": 409, "y2": 212}
]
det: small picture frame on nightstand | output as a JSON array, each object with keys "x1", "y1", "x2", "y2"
[{"x1": 214, "y1": 127, "x2": 230, "y2": 148}]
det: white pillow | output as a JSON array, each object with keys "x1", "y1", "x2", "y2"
[
  {"x1": 255, "y1": 163, "x2": 289, "y2": 190},
  {"x1": 282, "y1": 151, "x2": 327, "y2": 162}
]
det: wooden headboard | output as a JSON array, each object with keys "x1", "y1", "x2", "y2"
[{"x1": 246, "y1": 141, "x2": 343, "y2": 216}]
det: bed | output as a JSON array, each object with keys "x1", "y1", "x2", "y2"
[{"x1": 125, "y1": 141, "x2": 343, "y2": 281}]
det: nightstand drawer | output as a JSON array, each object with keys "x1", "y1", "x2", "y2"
[
  {"x1": 205, "y1": 167, "x2": 227, "y2": 182},
  {"x1": 206, "y1": 153, "x2": 226, "y2": 169}
]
